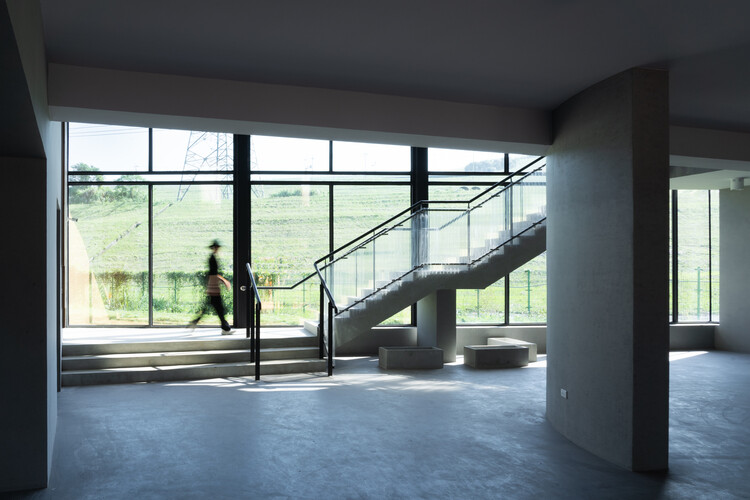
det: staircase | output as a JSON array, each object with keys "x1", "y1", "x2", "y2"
[
  {"x1": 62, "y1": 335, "x2": 326, "y2": 386},
  {"x1": 317, "y1": 158, "x2": 547, "y2": 347}
]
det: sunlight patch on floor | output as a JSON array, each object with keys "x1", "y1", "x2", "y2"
[{"x1": 669, "y1": 351, "x2": 708, "y2": 361}]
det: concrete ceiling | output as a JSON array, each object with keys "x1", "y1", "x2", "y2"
[{"x1": 39, "y1": 0, "x2": 750, "y2": 133}]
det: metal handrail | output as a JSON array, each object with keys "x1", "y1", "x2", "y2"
[
  {"x1": 245, "y1": 263, "x2": 261, "y2": 380},
  {"x1": 256, "y1": 271, "x2": 318, "y2": 291},
  {"x1": 314, "y1": 157, "x2": 546, "y2": 312},
  {"x1": 245, "y1": 263, "x2": 262, "y2": 304},
  {"x1": 339, "y1": 216, "x2": 547, "y2": 313},
  {"x1": 246, "y1": 265, "x2": 330, "y2": 376},
  {"x1": 314, "y1": 156, "x2": 545, "y2": 275}
]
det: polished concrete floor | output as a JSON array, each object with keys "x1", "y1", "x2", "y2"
[{"x1": 8, "y1": 350, "x2": 750, "y2": 499}]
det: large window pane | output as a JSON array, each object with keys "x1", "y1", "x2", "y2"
[
  {"x1": 68, "y1": 185, "x2": 149, "y2": 324},
  {"x1": 332, "y1": 141, "x2": 410, "y2": 172},
  {"x1": 677, "y1": 190, "x2": 710, "y2": 322},
  {"x1": 509, "y1": 252, "x2": 546, "y2": 323},
  {"x1": 251, "y1": 136, "x2": 329, "y2": 172},
  {"x1": 457, "y1": 279, "x2": 505, "y2": 324},
  {"x1": 429, "y1": 182, "x2": 504, "y2": 202},
  {"x1": 152, "y1": 184, "x2": 233, "y2": 326},
  {"x1": 153, "y1": 129, "x2": 233, "y2": 174},
  {"x1": 333, "y1": 185, "x2": 411, "y2": 248},
  {"x1": 710, "y1": 190, "x2": 720, "y2": 321},
  {"x1": 251, "y1": 184, "x2": 329, "y2": 325},
  {"x1": 428, "y1": 148, "x2": 505, "y2": 172},
  {"x1": 508, "y1": 154, "x2": 539, "y2": 171},
  {"x1": 69, "y1": 123, "x2": 148, "y2": 172}
]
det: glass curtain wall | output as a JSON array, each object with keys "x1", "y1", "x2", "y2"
[
  {"x1": 250, "y1": 137, "x2": 411, "y2": 326},
  {"x1": 68, "y1": 124, "x2": 234, "y2": 326},
  {"x1": 673, "y1": 189, "x2": 719, "y2": 323},
  {"x1": 428, "y1": 148, "x2": 548, "y2": 324},
  {"x1": 68, "y1": 124, "x2": 150, "y2": 324},
  {"x1": 68, "y1": 123, "x2": 721, "y2": 328}
]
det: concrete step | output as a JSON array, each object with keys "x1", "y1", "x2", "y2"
[
  {"x1": 62, "y1": 346, "x2": 320, "y2": 371},
  {"x1": 62, "y1": 335, "x2": 317, "y2": 356},
  {"x1": 62, "y1": 358, "x2": 328, "y2": 386}
]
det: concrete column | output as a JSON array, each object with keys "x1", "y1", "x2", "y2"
[
  {"x1": 417, "y1": 290, "x2": 457, "y2": 362},
  {"x1": 717, "y1": 189, "x2": 750, "y2": 353},
  {"x1": 546, "y1": 68, "x2": 669, "y2": 471}
]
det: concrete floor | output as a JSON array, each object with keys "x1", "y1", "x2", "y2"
[{"x1": 8, "y1": 350, "x2": 750, "y2": 499}]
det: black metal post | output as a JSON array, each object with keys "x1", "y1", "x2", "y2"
[
  {"x1": 254, "y1": 302, "x2": 261, "y2": 380},
  {"x1": 319, "y1": 284, "x2": 325, "y2": 359},
  {"x1": 708, "y1": 190, "x2": 713, "y2": 321},
  {"x1": 672, "y1": 190, "x2": 679, "y2": 322},
  {"x1": 251, "y1": 296, "x2": 255, "y2": 345},
  {"x1": 251, "y1": 290, "x2": 255, "y2": 363},
  {"x1": 327, "y1": 301, "x2": 334, "y2": 376},
  {"x1": 148, "y1": 184, "x2": 153, "y2": 326},
  {"x1": 234, "y1": 135, "x2": 251, "y2": 328},
  {"x1": 411, "y1": 147, "x2": 428, "y2": 326}
]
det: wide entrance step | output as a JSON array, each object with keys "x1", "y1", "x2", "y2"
[{"x1": 62, "y1": 336, "x2": 326, "y2": 386}]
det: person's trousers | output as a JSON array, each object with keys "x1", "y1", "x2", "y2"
[{"x1": 193, "y1": 294, "x2": 231, "y2": 331}]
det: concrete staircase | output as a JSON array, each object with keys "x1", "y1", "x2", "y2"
[
  {"x1": 62, "y1": 336, "x2": 327, "y2": 386},
  {"x1": 333, "y1": 218, "x2": 546, "y2": 347}
]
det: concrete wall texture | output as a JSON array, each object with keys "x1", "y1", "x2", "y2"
[
  {"x1": 718, "y1": 189, "x2": 750, "y2": 353},
  {"x1": 0, "y1": 0, "x2": 61, "y2": 492},
  {"x1": 546, "y1": 68, "x2": 669, "y2": 471}
]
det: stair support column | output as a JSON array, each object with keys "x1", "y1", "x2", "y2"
[{"x1": 417, "y1": 289, "x2": 457, "y2": 362}]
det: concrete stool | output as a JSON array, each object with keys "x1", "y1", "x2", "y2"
[
  {"x1": 464, "y1": 345, "x2": 528, "y2": 369},
  {"x1": 487, "y1": 337, "x2": 537, "y2": 362},
  {"x1": 379, "y1": 346, "x2": 444, "y2": 370}
]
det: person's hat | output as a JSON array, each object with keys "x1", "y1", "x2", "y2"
[{"x1": 209, "y1": 240, "x2": 221, "y2": 249}]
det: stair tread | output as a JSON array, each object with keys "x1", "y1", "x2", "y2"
[
  {"x1": 63, "y1": 358, "x2": 325, "y2": 375},
  {"x1": 63, "y1": 346, "x2": 316, "y2": 361}
]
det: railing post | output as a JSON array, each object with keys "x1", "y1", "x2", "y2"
[
  {"x1": 327, "y1": 301, "x2": 333, "y2": 376},
  {"x1": 250, "y1": 285, "x2": 255, "y2": 339},
  {"x1": 250, "y1": 300, "x2": 255, "y2": 363},
  {"x1": 319, "y1": 284, "x2": 324, "y2": 359},
  {"x1": 467, "y1": 210, "x2": 471, "y2": 262},
  {"x1": 255, "y1": 302, "x2": 260, "y2": 381}
]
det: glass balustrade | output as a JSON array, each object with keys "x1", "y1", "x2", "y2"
[{"x1": 319, "y1": 161, "x2": 547, "y2": 314}]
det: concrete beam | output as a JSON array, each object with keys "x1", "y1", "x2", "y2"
[{"x1": 48, "y1": 63, "x2": 550, "y2": 154}]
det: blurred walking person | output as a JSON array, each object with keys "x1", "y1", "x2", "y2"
[{"x1": 189, "y1": 240, "x2": 232, "y2": 334}]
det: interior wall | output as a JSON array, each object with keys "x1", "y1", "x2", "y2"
[
  {"x1": 0, "y1": 158, "x2": 50, "y2": 491},
  {"x1": 0, "y1": 0, "x2": 59, "y2": 492},
  {"x1": 717, "y1": 189, "x2": 750, "y2": 353},
  {"x1": 546, "y1": 68, "x2": 669, "y2": 471}
]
